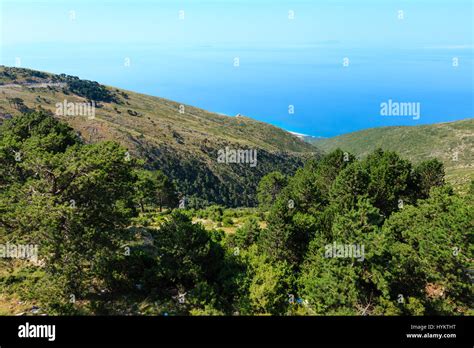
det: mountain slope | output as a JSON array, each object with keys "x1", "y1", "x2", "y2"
[
  {"x1": 0, "y1": 66, "x2": 320, "y2": 207},
  {"x1": 308, "y1": 120, "x2": 474, "y2": 192}
]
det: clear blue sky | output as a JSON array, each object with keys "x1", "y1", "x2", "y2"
[{"x1": 2, "y1": 0, "x2": 472, "y2": 48}]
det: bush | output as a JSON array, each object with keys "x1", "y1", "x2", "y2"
[{"x1": 222, "y1": 216, "x2": 234, "y2": 227}]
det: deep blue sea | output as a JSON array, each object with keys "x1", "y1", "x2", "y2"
[{"x1": 1, "y1": 43, "x2": 472, "y2": 137}]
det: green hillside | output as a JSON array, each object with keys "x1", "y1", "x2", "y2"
[
  {"x1": 0, "y1": 66, "x2": 320, "y2": 206},
  {"x1": 1, "y1": 67, "x2": 472, "y2": 318},
  {"x1": 309, "y1": 120, "x2": 474, "y2": 192}
]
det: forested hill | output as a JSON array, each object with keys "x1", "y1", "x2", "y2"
[
  {"x1": 307, "y1": 120, "x2": 474, "y2": 192},
  {"x1": 0, "y1": 66, "x2": 320, "y2": 207}
]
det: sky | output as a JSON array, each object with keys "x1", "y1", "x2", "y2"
[
  {"x1": 2, "y1": 0, "x2": 473, "y2": 47},
  {"x1": 1, "y1": 0, "x2": 473, "y2": 137}
]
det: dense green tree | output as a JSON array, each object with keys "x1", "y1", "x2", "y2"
[
  {"x1": 413, "y1": 159, "x2": 445, "y2": 198},
  {"x1": 243, "y1": 245, "x2": 293, "y2": 315},
  {"x1": 0, "y1": 112, "x2": 137, "y2": 297},
  {"x1": 330, "y1": 161, "x2": 370, "y2": 211},
  {"x1": 315, "y1": 148, "x2": 356, "y2": 202},
  {"x1": 135, "y1": 169, "x2": 178, "y2": 212},
  {"x1": 135, "y1": 212, "x2": 225, "y2": 298},
  {"x1": 257, "y1": 160, "x2": 325, "y2": 264},
  {"x1": 257, "y1": 171, "x2": 288, "y2": 209},
  {"x1": 362, "y1": 149, "x2": 413, "y2": 216},
  {"x1": 229, "y1": 216, "x2": 262, "y2": 249},
  {"x1": 381, "y1": 186, "x2": 473, "y2": 315},
  {"x1": 297, "y1": 198, "x2": 388, "y2": 315},
  {"x1": 62, "y1": 75, "x2": 116, "y2": 102}
]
